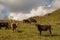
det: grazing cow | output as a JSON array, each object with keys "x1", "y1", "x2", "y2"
[
  {"x1": 23, "y1": 19, "x2": 31, "y2": 23},
  {"x1": 35, "y1": 24, "x2": 52, "y2": 36},
  {"x1": 48, "y1": 14, "x2": 51, "y2": 16},
  {"x1": 29, "y1": 18, "x2": 37, "y2": 23},
  {"x1": 23, "y1": 18, "x2": 37, "y2": 23},
  {"x1": 11, "y1": 22, "x2": 17, "y2": 32},
  {"x1": 0, "y1": 22, "x2": 9, "y2": 29}
]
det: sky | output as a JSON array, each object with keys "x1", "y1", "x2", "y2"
[{"x1": 0, "y1": 0, "x2": 60, "y2": 21}]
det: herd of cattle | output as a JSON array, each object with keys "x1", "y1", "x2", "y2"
[
  {"x1": 0, "y1": 22, "x2": 17, "y2": 32},
  {"x1": 23, "y1": 18, "x2": 37, "y2": 23},
  {"x1": 0, "y1": 18, "x2": 52, "y2": 36}
]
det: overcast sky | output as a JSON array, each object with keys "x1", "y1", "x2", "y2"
[{"x1": 0, "y1": 0, "x2": 60, "y2": 21}]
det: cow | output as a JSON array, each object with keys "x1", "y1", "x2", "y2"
[
  {"x1": 23, "y1": 18, "x2": 37, "y2": 24},
  {"x1": 0, "y1": 22, "x2": 9, "y2": 29},
  {"x1": 35, "y1": 23, "x2": 52, "y2": 36},
  {"x1": 48, "y1": 14, "x2": 51, "y2": 16},
  {"x1": 11, "y1": 22, "x2": 18, "y2": 32},
  {"x1": 29, "y1": 18, "x2": 37, "y2": 23},
  {"x1": 23, "y1": 19, "x2": 31, "y2": 23}
]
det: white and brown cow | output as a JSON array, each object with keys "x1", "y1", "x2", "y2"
[{"x1": 11, "y1": 22, "x2": 18, "y2": 32}]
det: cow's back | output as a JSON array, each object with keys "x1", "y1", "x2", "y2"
[
  {"x1": 13, "y1": 23, "x2": 17, "y2": 27},
  {"x1": 0, "y1": 22, "x2": 8, "y2": 27},
  {"x1": 36, "y1": 24, "x2": 51, "y2": 31}
]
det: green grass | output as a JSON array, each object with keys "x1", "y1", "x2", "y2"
[
  {"x1": 0, "y1": 9, "x2": 60, "y2": 40},
  {"x1": 0, "y1": 23, "x2": 60, "y2": 40}
]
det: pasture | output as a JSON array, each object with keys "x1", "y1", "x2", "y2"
[
  {"x1": 0, "y1": 9, "x2": 60, "y2": 40},
  {"x1": 0, "y1": 19, "x2": 60, "y2": 40}
]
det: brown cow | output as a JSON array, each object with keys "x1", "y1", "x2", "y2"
[{"x1": 35, "y1": 23, "x2": 52, "y2": 36}]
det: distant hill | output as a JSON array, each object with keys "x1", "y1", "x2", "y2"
[{"x1": 25, "y1": 9, "x2": 60, "y2": 25}]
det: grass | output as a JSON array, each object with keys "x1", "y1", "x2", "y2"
[
  {"x1": 0, "y1": 23, "x2": 60, "y2": 40},
  {"x1": 0, "y1": 9, "x2": 60, "y2": 40}
]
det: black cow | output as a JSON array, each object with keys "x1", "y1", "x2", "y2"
[
  {"x1": 29, "y1": 18, "x2": 37, "y2": 23},
  {"x1": 35, "y1": 24, "x2": 52, "y2": 36},
  {"x1": 48, "y1": 14, "x2": 51, "y2": 16},
  {"x1": 23, "y1": 19, "x2": 31, "y2": 23},
  {"x1": 0, "y1": 22, "x2": 9, "y2": 29},
  {"x1": 23, "y1": 18, "x2": 37, "y2": 23}
]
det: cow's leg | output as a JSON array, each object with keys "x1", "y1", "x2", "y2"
[
  {"x1": 5, "y1": 26, "x2": 9, "y2": 30},
  {"x1": 49, "y1": 29, "x2": 52, "y2": 36},
  {"x1": 40, "y1": 31, "x2": 42, "y2": 35},
  {"x1": 13, "y1": 27, "x2": 15, "y2": 32},
  {"x1": 0, "y1": 27, "x2": 1, "y2": 30},
  {"x1": 13, "y1": 26, "x2": 17, "y2": 32}
]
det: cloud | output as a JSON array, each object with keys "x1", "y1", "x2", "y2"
[
  {"x1": 8, "y1": 6, "x2": 47, "y2": 21},
  {"x1": 0, "y1": 0, "x2": 51, "y2": 13},
  {"x1": 0, "y1": 0, "x2": 60, "y2": 21},
  {"x1": 0, "y1": 4, "x2": 8, "y2": 19},
  {"x1": 0, "y1": 4, "x2": 4, "y2": 10},
  {"x1": 0, "y1": 4, "x2": 5, "y2": 19},
  {"x1": 43, "y1": 0, "x2": 60, "y2": 13},
  {"x1": 51, "y1": 0, "x2": 60, "y2": 9}
]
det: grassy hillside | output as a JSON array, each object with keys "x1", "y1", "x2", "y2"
[
  {"x1": 0, "y1": 9, "x2": 60, "y2": 40},
  {"x1": 36, "y1": 9, "x2": 60, "y2": 25}
]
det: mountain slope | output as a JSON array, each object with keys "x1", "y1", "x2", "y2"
[{"x1": 29, "y1": 9, "x2": 60, "y2": 25}]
